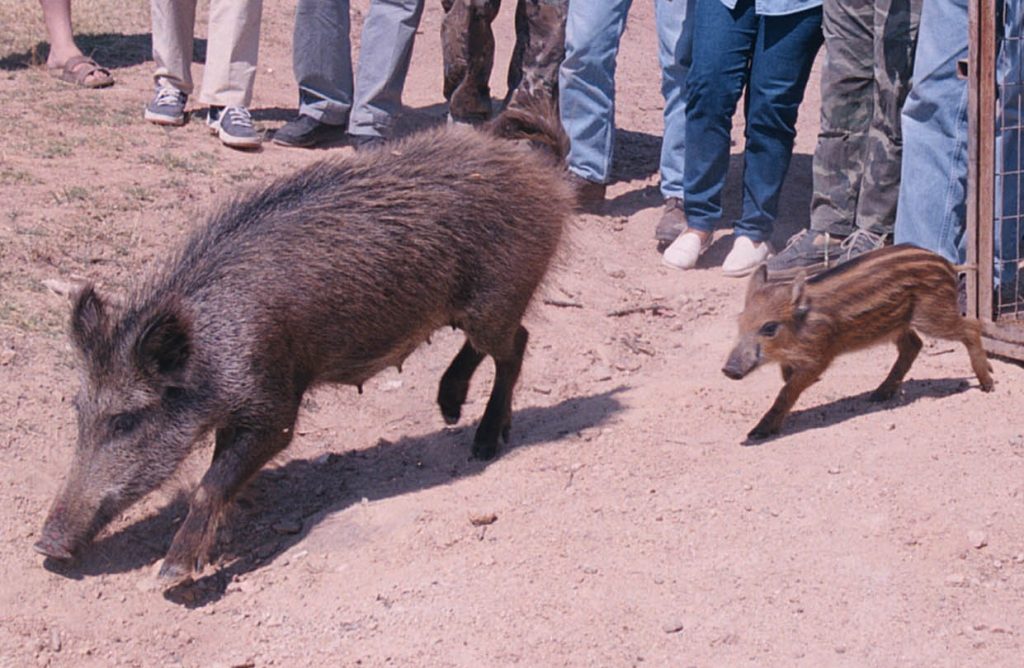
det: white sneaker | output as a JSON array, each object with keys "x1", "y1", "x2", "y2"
[
  {"x1": 722, "y1": 235, "x2": 772, "y2": 277},
  {"x1": 662, "y1": 230, "x2": 711, "y2": 270}
]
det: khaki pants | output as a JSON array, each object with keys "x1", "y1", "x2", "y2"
[{"x1": 151, "y1": 0, "x2": 263, "y2": 107}]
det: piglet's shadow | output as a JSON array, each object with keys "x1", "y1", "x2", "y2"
[
  {"x1": 741, "y1": 377, "x2": 977, "y2": 446},
  {"x1": 44, "y1": 389, "x2": 626, "y2": 605}
]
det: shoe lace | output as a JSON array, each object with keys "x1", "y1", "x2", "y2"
[
  {"x1": 154, "y1": 86, "x2": 183, "y2": 106},
  {"x1": 223, "y1": 106, "x2": 254, "y2": 129},
  {"x1": 839, "y1": 229, "x2": 887, "y2": 256}
]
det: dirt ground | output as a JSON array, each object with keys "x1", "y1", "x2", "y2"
[{"x1": 1, "y1": 1, "x2": 1023, "y2": 666}]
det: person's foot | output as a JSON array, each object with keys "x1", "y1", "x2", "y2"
[
  {"x1": 655, "y1": 197, "x2": 687, "y2": 246},
  {"x1": 272, "y1": 114, "x2": 346, "y2": 148},
  {"x1": 765, "y1": 228, "x2": 889, "y2": 280},
  {"x1": 764, "y1": 229, "x2": 843, "y2": 280},
  {"x1": 349, "y1": 134, "x2": 386, "y2": 152},
  {"x1": 662, "y1": 228, "x2": 712, "y2": 270},
  {"x1": 566, "y1": 172, "x2": 606, "y2": 212},
  {"x1": 722, "y1": 235, "x2": 772, "y2": 277},
  {"x1": 207, "y1": 106, "x2": 262, "y2": 149},
  {"x1": 49, "y1": 54, "x2": 114, "y2": 89},
  {"x1": 144, "y1": 86, "x2": 187, "y2": 126}
]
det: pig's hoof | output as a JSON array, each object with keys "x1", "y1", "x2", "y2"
[
  {"x1": 472, "y1": 439, "x2": 498, "y2": 461},
  {"x1": 746, "y1": 426, "x2": 775, "y2": 441},
  {"x1": 868, "y1": 388, "x2": 896, "y2": 402},
  {"x1": 980, "y1": 380, "x2": 995, "y2": 393},
  {"x1": 438, "y1": 398, "x2": 462, "y2": 425},
  {"x1": 157, "y1": 559, "x2": 194, "y2": 587}
]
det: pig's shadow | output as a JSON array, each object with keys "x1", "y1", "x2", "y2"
[
  {"x1": 741, "y1": 376, "x2": 978, "y2": 445},
  {"x1": 43, "y1": 388, "x2": 626, "y2": 605}
]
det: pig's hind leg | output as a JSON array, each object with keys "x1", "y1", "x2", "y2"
[
  {"x1": 437, "y1": 339, "x2": 487, "y2": 425},
  {"x1": 870, "y1": 329, "x2": 923, "y2": 401},
  {"x1": 912, "y1": 293, "x2": 994, "y2": 392},
  {"x1": 160, "y1": 408, "x2": 299, "y2": 584},
  {"x1": 470, "y1": 325, "x2": 529, "y2": 460}
]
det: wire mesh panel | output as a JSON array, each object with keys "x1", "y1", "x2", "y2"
[
  {"x1": 994, "y1": 0, "x2": 1023, "y2": 319},
  {"x1": 968, "y1": 0, "x2": 1024, "y2": 360}
]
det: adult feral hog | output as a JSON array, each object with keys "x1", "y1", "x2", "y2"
[
  {"x1": 35, "y1": 104, "x2": 575, "y2": 584},
  {"x1": 723, "y1": 245, "x2": 994, "y2": 440}
]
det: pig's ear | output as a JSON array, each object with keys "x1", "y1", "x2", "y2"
[
  {"x1": 791, "y1": 271, "x2": 811, "y2": 321},
  {"x1": 70, "y1": 284, "x2": 109, "y2": 354},
  {"x1": 745, "y1": 264, "x2": 768, "y2": 304},
  {"x1": 135, "y1": 301, "x2": 191, "y2": 379}
]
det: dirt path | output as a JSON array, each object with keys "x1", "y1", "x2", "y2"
[{"x1": 1, "y1": 2, "x2": 1022, "y2": 666}]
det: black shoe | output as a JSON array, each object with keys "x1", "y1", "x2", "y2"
[
  {"x1": 836, "y1": 228, "x2": 889, "y2": 263},
  {"x1": 272, "y1": 114, "x2": 345, "y2": 148},
  {"x1": 655, "y1": 197, "x2": 687, "y2": 246},
  {"x1": 566, "y1": 172, "x2": 606, "y2": 213},
  {"x1": 349, "y1": 134, "x2": 386, "y2": 152}
]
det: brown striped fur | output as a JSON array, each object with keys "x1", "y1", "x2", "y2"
[{"x1": 723, "y1": 245, "x2": 994, "y2": 440}]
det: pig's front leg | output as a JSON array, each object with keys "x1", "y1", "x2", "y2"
[
  {"x1": 747, "y1": 365, "x2": 824, "y2": 441},
  {"x1": 159, "y1": 419, "x2": 296, "y2": 584}
]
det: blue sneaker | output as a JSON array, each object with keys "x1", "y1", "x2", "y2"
[
  {"x1": 207, "y1": 106, "x2": 262, "y2": 149},
  {"x1": 144, "y1": 86, "x2": 187, "y2": 126}
]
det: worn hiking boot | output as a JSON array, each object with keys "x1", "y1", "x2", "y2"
[
  {"x1": 766, "y1": 228, "x2": 889, "y2": 280},
  {"x1": 349, "y1": 134, "x2": 386, "y2": 152},
  {"x1": 273, "y1": 114, "x2": 346, "y2": 148},
  {"x1": 655, "y1": 197, "x2": 687, "y2": 246}
]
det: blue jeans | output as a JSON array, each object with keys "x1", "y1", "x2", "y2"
[
  {"x1": 893, "y1": 0, "x2": 969, "y2": 265},
  {"x1": 293, "y1": 0, "x2": 424, "y2": 137},
  {"x1": 558, "y1": 0, "x2": 694, "y2": 199},
  {"x1": 683, "y1": 0, "x2": 822, "y2": 241},
  {"x1": 895, "y1": 0, "x2": 1021, "y2": 290}
]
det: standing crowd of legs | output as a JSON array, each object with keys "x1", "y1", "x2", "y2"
[{"x1": 40, "y1": 0, "x2": 1023, "y2": 290}]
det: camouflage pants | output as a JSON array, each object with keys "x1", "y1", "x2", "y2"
[
  {"x1": 441, "y1": 0, "x2": 567, "y2": 122},
  {"x1": 810, "y1": 0, "x2": 921, "y2": 237}
]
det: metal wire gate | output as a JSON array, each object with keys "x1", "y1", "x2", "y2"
[{"x1": 967, "y1": 0, "x2": 1024, "y2": 360}]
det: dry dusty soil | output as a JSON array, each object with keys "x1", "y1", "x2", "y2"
[{"x1": 1, "y1": 1, "x2": 1023, "y2": 666}]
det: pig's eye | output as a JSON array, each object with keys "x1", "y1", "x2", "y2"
[
  {"x1": 758, "y1": 321, "x2": 780, "y2": 337},
  {"x1": 109, "y1": 412, "x2": 140, "y2": 436}
]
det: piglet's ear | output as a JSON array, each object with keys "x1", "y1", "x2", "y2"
[
  {"x1": 791, "y1": 271, "x2": 811, "y2": 321},
  {"x1": 745, "y1": 264, "x2": 768, "y2": 305},
  {"x1": 70, "y1": 284, "x2": 108, "y2": 355},
  {"x1": 135, "y1": 301, "x2": 191, "y2": 379}
]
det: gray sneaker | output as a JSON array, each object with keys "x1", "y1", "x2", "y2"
[
  {"x1": 765, "y1": 228, "x2": 889, "y2": 280},
  {"x1": 144, "y1": 86, "x2": 187, "y2": 126},
  {"x1": 208, "y1": 106, "x2": 262, "y2": 149}
]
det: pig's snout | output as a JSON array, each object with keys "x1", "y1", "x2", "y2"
[
  {"x1": 722, "y1": 344, "x2": 760, "y2": 380},
  {"x1": 722, "y1": 365, "x2": 746, "y2": 380},
  {"x1": 33, "y1": 523, "x2": 76, "y2": 561}
]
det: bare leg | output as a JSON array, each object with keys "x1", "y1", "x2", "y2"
[
  {"x1": 870, "y1": 329, "x2": 923, "y2": 401},
  {"x1": 438, "y1": 339, "x2": 486, "y2": 424},
  {"x1": 39, "y1": 0, "x2": 80, "y2": 67},
  {"x1": 473, "y1": 326, "x2": 528, "y2": 460},
  {"x1": 748, "y1": 364, "x2": 826, "y2": 440}
]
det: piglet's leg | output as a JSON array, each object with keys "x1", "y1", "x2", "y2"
[
  {"x1": 748, "y1": 365, "x2": 824, "y2": 440},
  {"x1": 870, "y1": 329, "x2": 923, "y2": 402},
  {"x1": 159, "y1": 417, "x2": 297, "y2": 585}
]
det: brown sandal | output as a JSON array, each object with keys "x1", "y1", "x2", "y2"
[{"x1": 49, "y1": 55, "x2": 114, "y2": 89}]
